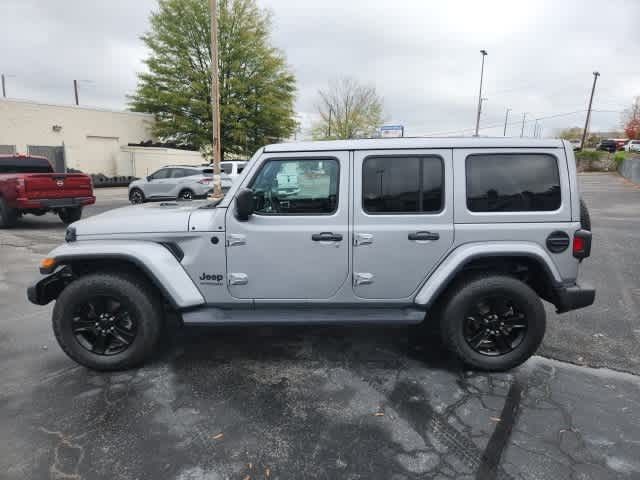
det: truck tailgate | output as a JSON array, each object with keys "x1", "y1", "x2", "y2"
[{"x1": 24, "y1": 174, "x2": 93, "y2": 199}]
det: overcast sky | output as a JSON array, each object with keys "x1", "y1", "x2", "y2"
[{"x1": 1, "y1": 0, "x2": 638, "y2": 138}]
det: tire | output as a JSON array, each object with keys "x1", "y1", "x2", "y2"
[
  {"x1": 52, "y1": 273, "x2": 163, "y2": 371},
  {"x1": 58, "y1": 207, "x2": 83, "y2": 225},
  {"x1": 439, "y1": 274, "x2": 546, "y2": 371},
  {"x1": 579, "y1": 198, "x2": 591, "y2": 231},
  {"x1": 0, "y1": 198, "x2": 18, "y2": 228},
  {"x1": 129, "y1": 188, "x2": 145, "y2": 204},
  {"x1": 178, "y1": 189, "x2": 194, "y2": 201}
]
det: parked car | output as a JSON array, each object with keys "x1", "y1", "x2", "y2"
[
  {"x1": 624, "y1": 139, "x2": 640, "y2": 152},
  {"x1": 28, "y1": 138, "x2": 594, "y2": 372},
  {"x1": 597, "y1": 139, "x2": 617, "y2": 153},
  {"x1": 0, "y1": 154, "x2": 94, "y2": 228},
  {"x1": 219, "y1": 161, "x2": 248, "y2": 182},
  {"x1": 127, "y1": 165, "x2": 233, "y2": 204},
  {"x1": 614, "y1": 139, "x2": 629, "y2": 151}
]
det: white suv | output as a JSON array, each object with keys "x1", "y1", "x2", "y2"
[
  {"x1": 624, "y1": 140, "x2": 640, "y2": 152},
  {"x1": 219, "y1": 161, "x2": 248, "y2": 182}
]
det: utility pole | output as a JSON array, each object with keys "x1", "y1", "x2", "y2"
[
  {"x1": 580, "y1": 71, "x2": 600, "y2": 151},
  {"x1": 520, "y1": 112, "x2": 527, "y2": 138},
  {"x1": 209, "y1": 0, "x2": 223, "y2": 199},
  {"x1": 474, "y1": 50, "x2": 488, "y2": 136},
  {"x1": 1, "y1": 74, "x2": 5, "y2": 98},
  {"x1": 503, "y1": 108, "x2": 511, "y2": 136},
  {"x1": 73, "y1": 80, "x2": 79, "y2": 105}
]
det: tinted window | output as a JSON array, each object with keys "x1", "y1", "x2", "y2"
[
  {"x1": 201, "y1": 168, "x2": 213, "y2": 175},
  {"x1": 220, "y1": 164, "x2": 232, "y2": 174},
  {"x1": 0, "y1": 156, "x2": 53, "y2": 174},
  {"x1": 250, "y1": 158, "x2": 339, "y2": 215},
  {"x1": 363, "y1": 156, "x2": 443, "y2": 213},
  {"x1": 466, "y1": 154, "x2": 561, "y2": 212},
  {"x1": 150, "y1": 168, "x2": 170, "y2": 180},
  {"x1": 170, "y1": 169, "x2": 186, "y2": 178}
]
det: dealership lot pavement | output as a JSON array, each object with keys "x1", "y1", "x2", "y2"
[{"x1": 1, "y1": 175, "x2": 639, "y2": 479}]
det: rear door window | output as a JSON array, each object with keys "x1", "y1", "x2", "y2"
[
  {"x1": 466, "y1": 153, "x2": 561, "y2": 212},
  {"x1": 362, "y1": 156, "x2": 444, "y2": 213}
]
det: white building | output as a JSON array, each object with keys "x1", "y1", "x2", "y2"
[{"x1": 0, "y1": 98, "x2": 205, "y2": 177}]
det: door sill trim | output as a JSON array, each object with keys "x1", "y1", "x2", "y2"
[{"x1": 181, "y1": 306, "x2": 425, "y2": 326}]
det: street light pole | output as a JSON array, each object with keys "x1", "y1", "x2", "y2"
[
  {"x1": 580, "y1": 71, "x2": 600, "y2": 151},
  {"x1": 1, "y1": 74, "x2": 6, "y2": 98},
  {"x1": 209, "y1": 0, "x2": 223, "y2": 199},
  {"x1": 474, "y1": 50, "x2": 488, "y2": 137},
  {"x1": 503, "y1": 108, "x2": 511, "y2": 136}
]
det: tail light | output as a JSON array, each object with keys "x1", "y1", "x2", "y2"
[
  {"x1": 573, "y1": 230, "x2": 592, "y2": 260},
  {"x1": 198, "y1": 178, "x2": 212, "y2": 185},
  {"x1": 15, "y1": 178, "x2": 26, "y2": 194}
]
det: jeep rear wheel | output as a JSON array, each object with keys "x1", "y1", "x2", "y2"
[
  {"x1": 0, "y1": 198, "x2": 18, "y2": 228},
  {"x1": 52, "y1": 273, "x2": 163, "y2": 371},
  {"x1": 439, "y1": 274, "x2": 545, "y2": 371}
]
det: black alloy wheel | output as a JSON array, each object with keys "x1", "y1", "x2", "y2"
[
  {"x1": 72, "y1": 295, "x2": 137, "y2": 356},
  {"x1": 179, "y1": 190, "x2": 194, "y2": 200},
  {"x1": 129, "y1": 189, "x2": 144, "y2": 204},
  {"x1": 463, "y1": 295, "x2": 528, "y2": 356}
]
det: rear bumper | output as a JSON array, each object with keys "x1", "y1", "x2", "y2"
[
  {"x1": 554, "y1": 283, "x2": 595, "y2": 313},
  {"x1": 17, "y1": 196, "x2": 95, "y2": 209}
]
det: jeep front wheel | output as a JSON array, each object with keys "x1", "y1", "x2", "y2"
[
  {"x1": 439, "y1": 274, "x2": 545, "y2": 371},
  {"x1": 52, "y1": 273, "x2": 163, "y2": 371}
]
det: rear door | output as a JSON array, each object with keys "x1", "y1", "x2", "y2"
[{"x1": 352, "y1": 149, "x2": 454, "y2": 299}]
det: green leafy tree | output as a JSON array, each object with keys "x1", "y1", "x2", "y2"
[
  {"x1": 130, "y1": 0, "x2": 297, "y2": 158},
  {"x1": 311, "y1": 78, "x2": 385, "y2": 140}
]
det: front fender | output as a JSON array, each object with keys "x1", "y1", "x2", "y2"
[
  {"x1": 33, "y1": 240, "x2": 205, "y2": 309},
  {"x1": 413, "y1": 241, "x2": 563, "y2": 308}
]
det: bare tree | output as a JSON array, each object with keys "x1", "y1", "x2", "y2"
[{"x1": 312, "y1": 77, "x2": 385, "y2": 140}]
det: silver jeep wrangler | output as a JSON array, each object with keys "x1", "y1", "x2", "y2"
[{"x1": 28, "y1": 138, "x2": 594, "y2": 372}]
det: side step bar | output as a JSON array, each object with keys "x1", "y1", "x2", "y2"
[{"x1": 181, "y1": 306, "x2": 426, "y2": 326}]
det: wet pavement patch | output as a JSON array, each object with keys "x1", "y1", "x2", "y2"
[{"x1": 2, "y1": 326, "x2": 639, "y2": 479}]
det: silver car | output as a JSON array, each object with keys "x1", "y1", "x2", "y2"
[{"x1": 128, "y1": 165, "x2": 232, "y2": 204}]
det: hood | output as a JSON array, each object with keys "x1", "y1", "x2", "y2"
[{"x1": 73, "y1": 201, "x2": 209, "y2": 236}]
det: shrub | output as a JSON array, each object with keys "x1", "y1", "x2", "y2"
[{"x1": 614, "y1": 151, "x2": 627, "y2": 168}]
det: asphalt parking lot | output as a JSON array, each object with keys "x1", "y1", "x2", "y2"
[{"x1": 1, "y1": 174, "x2": 639, "y2": 480}]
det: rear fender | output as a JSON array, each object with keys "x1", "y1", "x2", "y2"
[{"x1": 413, "y1": 242, "x2": 563, "y2": 308}]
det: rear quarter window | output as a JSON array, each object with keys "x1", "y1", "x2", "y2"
[
  {"x1": 0, "y1": 157, "x2": 53, "y2": 174},
  {"x1": 466, "y1": 153, "x2": 561, "y2": 212}
]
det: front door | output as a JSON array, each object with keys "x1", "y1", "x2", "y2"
[
  {"x1": 225, "y1": 152, "x2": 349, "y2": 299},
  {"x1": 145, "y1": 168, "x2": 171, "y2": 197},
  {"x1": 352, "y1": 150, "x2": 454, "y2": 299}
]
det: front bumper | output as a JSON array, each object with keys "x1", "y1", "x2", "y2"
[
  {"x1": 554, "y1": 283, "x2": 595, "y2": 313},
  {"x1": 27, "y1": 268, "x2": 72, "y2": 305}
]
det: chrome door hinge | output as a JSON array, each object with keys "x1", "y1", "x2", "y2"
[
  {"x1": 354, "y1": 233, "x2": 373, "y2": 246},
  {"x1": 227, "y1": 234, "x2": 246, "y2": 247},
  {"x1": 228, "y1": 273, "x2": 248, "y2": 285},
  {"x1": 353, "y1": 272, "x2": 374, "y2": 286}
]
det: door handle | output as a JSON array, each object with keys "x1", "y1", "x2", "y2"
[
  {"x1": 408, "y1": 231, "x2": 440, "y2": 241},
  {"x1": 312, "y1": 232, "x2": 343, "y2": 242}
]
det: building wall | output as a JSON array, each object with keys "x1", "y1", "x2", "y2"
[
  {"x1": 119, "y1": 146, "x2": 206, "y2": 178},
  {"x1": 0, "y1": 98, "x2": 155, "y2": 175}
]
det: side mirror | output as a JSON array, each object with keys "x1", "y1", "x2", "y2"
[
  {"x1": 146, "y1": 176, "x2": 153, "y2": 182},
  {"x1": 235, "y1": 188, "x2": 254, "y2": 221}
]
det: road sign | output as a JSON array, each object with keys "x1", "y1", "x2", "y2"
[{"x1": 380, "y1": 125, "x2": 404, "y2": 138}]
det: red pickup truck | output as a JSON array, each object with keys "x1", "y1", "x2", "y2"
[{"x1": 0, "y1": 154, "x2": 95, "y2": 228}]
